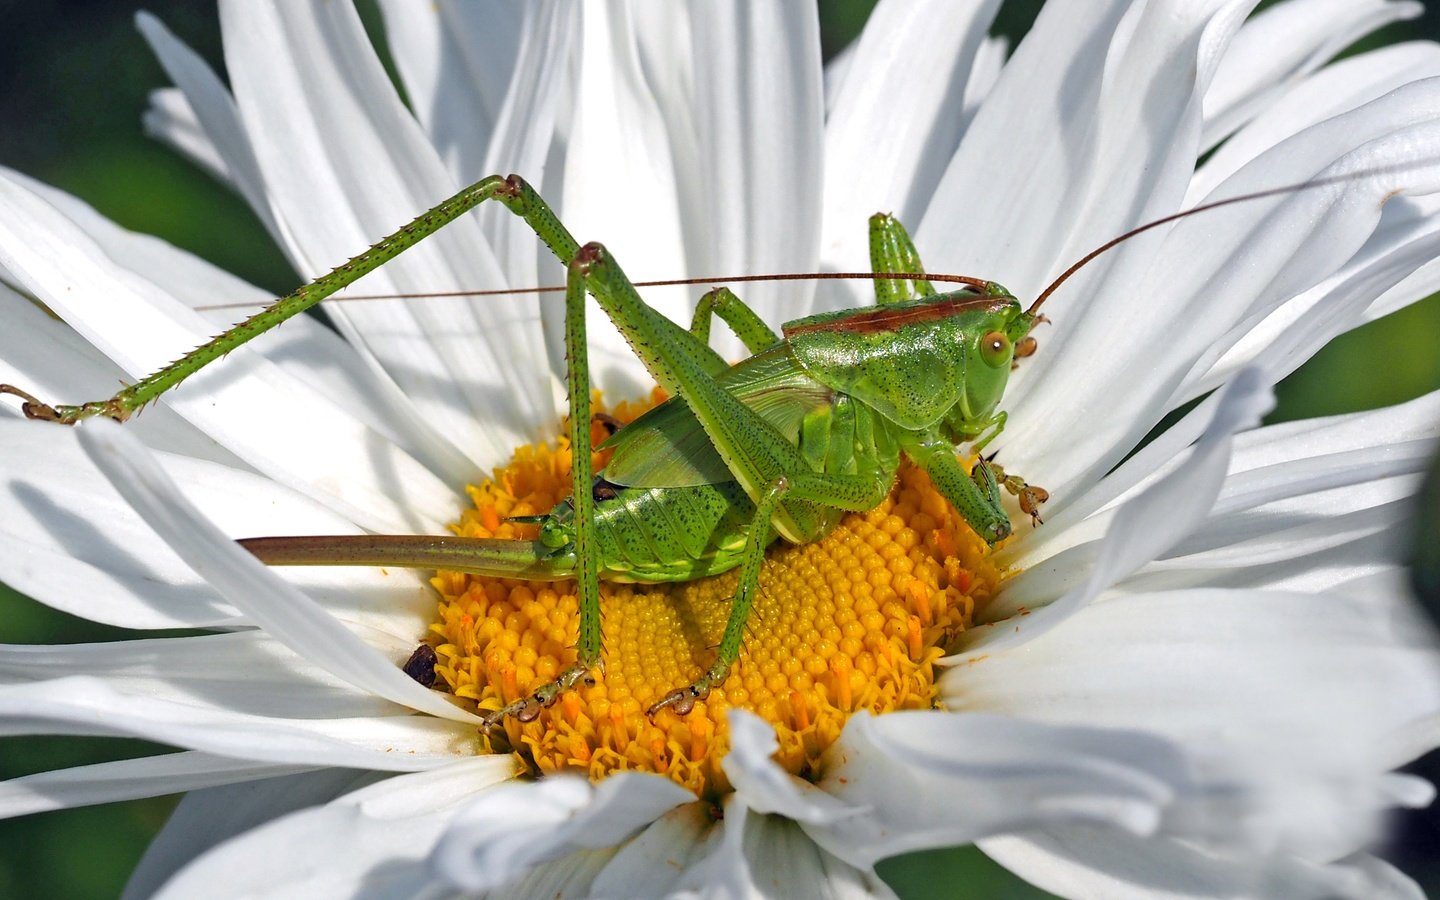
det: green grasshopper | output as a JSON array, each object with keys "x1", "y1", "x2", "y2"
[{"x1": 0, "y1": 171, "x2": 1350, "y2": 726}]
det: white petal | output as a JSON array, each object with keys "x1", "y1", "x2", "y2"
[
  {"x1": 685, "y1": 3, "x2": 824, "y2": 337},
  {"x1": 980, "y1": 826, "x2": 1418, "y2": 900},
  {"x1": 1187, "y1": 224, "x2": 1440, "y2": 401},
  {"x1": 820, "y1": 0, "x2": 1000, "y2": 309},
  {"x1": 0, "y1": 283, "x2": 233, "y2": 466},
  {"x1": 724, "y1": 710, "x2": 855, "y2": 825},
  {"x1": 137, "y1": 13, "x2": 485, "y2": 486},
  {"x1": 0, "y1": 419, "x2": 434, "y2": 635},
  {"x1": 219, "y1": 0, "x2": 556, "y2": 464},
  {"x1": 141, "y1": 87, "x2": 235, "y2": 188},
  {"x1": 0, "y1": 752, "x2": 305, "y2": 820},
  {"x1": 376, "y1": 0, "x2": 524, "y2": 185},
  {"x1": 478, "y1": 2, "x2": 578, "y2": 299},
  {"x1": 136, "y1": 12, "x2": 279, "y2": 236},
  {"x1": 995, "y1": 80, "x2": 1440, "y2": 499},
  {"x1": 945, "y1": 587, "x2": 1440, "y2": 856},
  {"x1": 969, "y1": 369, "x2": 1273, "y2": 649},
  {"x1": 126, "y1": 768, "x2": 387, "y2": 900},
  {"x1": 0, "y1": 677, "x2": 474, "y2": 769},
  {"x1": 150, "y1": 757, "x2": 518, "y2": 900},
  {"x1": 76, "y1": 419, "x2": 480, "y2": 724},
  {"x1": 559, "y1": 1, "x2": 692, "y2": 397},
  {"x1": 0, "y1": 633, "x2": 399, "y2": 720},
  {"x1": 3, "y1": 165, "x2": 419, "y2": 458},
  {"x1": 737, "y1": 810, "x2": 894, "y2": 900},
  {"x1": 587, "y1": 803, "x2": 715, "y2": 898},
  {"x1": 429, "y1": 773, "x2": 692, "y2": 892},
  {"x1": 808, "y1": 712, "x2": 1189, "y2": 869},
  {"x1": 1201, "y1": 0, "x2": 1422, "y2": 150},
  {"x1": 917, "y1": 0, "x2": 1238, "y2": 300},
  {"x1": 1195, "y1": 41, "x2": 1440, "y2": 199}
]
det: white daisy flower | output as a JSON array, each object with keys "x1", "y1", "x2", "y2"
[{"x1": 3, "y1": 1, "x2": 1440, "y2": 897}]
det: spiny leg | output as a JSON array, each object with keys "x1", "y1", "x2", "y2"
[
  {"x1": 2, "y1": 177, "x2": 530, "y2": 423},
  {"x1": 1, "y1": 173, "x2": 733, "y2": 424},
  {"x1": 479, "y1": 252, "x2": 601, "y2": 728},
  {"x1": 869, "y1": 213, "x2": 935, "y2": 305},
  {"x1": 690, "y1": 287, "x2": 779, "y2": 354}
]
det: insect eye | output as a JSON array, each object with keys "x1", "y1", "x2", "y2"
[{"x1": 979, "y1": 331, "x2": 1011, "y2": 368}]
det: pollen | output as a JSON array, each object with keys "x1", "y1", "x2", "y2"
[{"x1": 425, "y1": 391, "x2": 1003, "y2": 800}]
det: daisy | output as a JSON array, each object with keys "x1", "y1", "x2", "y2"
[{"x1": 3, "y1": 1, "x2": 1440, "y2": 897}]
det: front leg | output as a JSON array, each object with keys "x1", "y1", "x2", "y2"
[
  {"x1": 983, "y1": 460, "x2": 1050, "y2": 526},
  {"x1": 904, "y1": 435, "x2": 1013, "y2": 545}
]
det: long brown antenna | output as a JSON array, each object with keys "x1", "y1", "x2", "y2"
[
  {"x1": 1026, "y1": 165, "x2": 1420, "y2": 316},
  {"x1": 194, "y1": 272, "x2": 994, "y2": 312}
]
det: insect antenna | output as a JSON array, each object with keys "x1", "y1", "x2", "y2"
[
  {"x1": 191, "y1": 161, "x2": 1427, "y2": 316},
  {"x1": 194, "y1": 272, "x2": 995, "y2": 312},
  {"x1": 1026, "y1": 164, "x2": 1427, "y2": 316}
]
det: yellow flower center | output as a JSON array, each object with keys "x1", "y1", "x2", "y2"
[{"x1": 426, "y1": 392, "x2": 1003, "y2": 800}]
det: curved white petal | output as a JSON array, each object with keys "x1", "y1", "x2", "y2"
[
  {"x1": 918, "y1": 0, "x2": 1240, "y2": 303},
  {"x1": 806, "y1": 711, "x2": 1188, "y2": 869},
  {"x1": 0, "y1": 167, "x2": 458, "y2": 534},
  {"x1": 219, "y1": 0, "x2": 556, "y2": 465},
  {"x1": 945, "y1": 586, "x2": 1440, "y2": 857},
  {"x1": 1194, "y1": 41, "x2": 1440, "y2": 199},
  {"x1": 478, "y1": 2, "x2": 577, "y2": 303},
  {"x1": 0, "y1": 632, "x2": 400, "y2": 720},
  {"x1": 586, "y1": 803, "x2": 715, "y2": 899},
  {"x1": 149, "y1": 757, "x2": 517, "y2": 900},
  {"x1": 429, "y1": 773, "x2": 693, "y2": 892},
  {"x1": 0, "y1": 752, "x2": 306, "y2": 820},
  {"x1": 1201, "y1": 0, "x2": 1422, "y2": 150},
  {"x1": 141, "y1": 87, "x2": 234, "y2": 189},
  {"x1": 684, "y1": 3, "x2": 824, "y2": 337},
  {"x1": 376, "y1": 0, "x2": 524, "y2": 186},
  {"x1": 4, "y1": 165, "x2": 417, "y2": 457},
  {"x1": 557, "y1": 1, "x2": 694, "y2": 397},
  {"x1": 0, "y1": 283, "x2": 233, "y2": 466},
  {"x1": 819, "y1": 0, "x2": 1000, "y2": 310},
  {"x1": 981, "y1": 826, "x2": 1421, "y2": 900},
  {"x1": 125, "y1": 768, "x2": 386, "y2": 900},
  {"x1": 996, "y1": 80, "x2": 1440, "y2": 499},
  {"x1": 0, "y1": 677, "x2": 474, "y2": 769},
  {"x1": 136, "y1": 12, "x2": 278, "y2": 237},
  {"x1": 76, "y1": 419, "x2": 478, "y2": 724},
  {"x1": 0, "y1": 419, "x2": 433, "y2": 637},
  {"x1": 967, "y1": 368, "x2": 1273, "y2": 650}
]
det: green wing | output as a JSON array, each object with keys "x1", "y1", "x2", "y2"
[{"x1": 601, "y1": 345, "x2": 834, "y2": 488}]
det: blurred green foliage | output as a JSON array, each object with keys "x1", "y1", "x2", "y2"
[{"x1": 1, "y1": 1, "x2": 1438, "y2": 898}]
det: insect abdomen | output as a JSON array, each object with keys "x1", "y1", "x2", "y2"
[{"x1": 550, "y1": 480, "x2": 762, "y2": 583}]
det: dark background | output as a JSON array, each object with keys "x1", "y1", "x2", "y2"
[{"x1": 1, "y1": 1, "x2": 1438, "y2": 897}]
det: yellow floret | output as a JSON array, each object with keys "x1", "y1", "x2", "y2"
[{"x1": 427, "y1": 391, "x2": 1002, "y2": 800}]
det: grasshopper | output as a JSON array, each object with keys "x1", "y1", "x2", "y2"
[{"x1": 0, "y1": 171, "x2": 1362, "y2": 726}]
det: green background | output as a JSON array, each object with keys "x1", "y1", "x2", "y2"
[{"x1": 1, "y1": 1, "x2": 1438, "y2": 897}]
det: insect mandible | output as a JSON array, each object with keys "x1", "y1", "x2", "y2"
[{"x1": 0, "y1": 171, "x2": 1369, "y2": 727}]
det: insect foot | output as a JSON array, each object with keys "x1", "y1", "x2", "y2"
[
  {"x1": 479, "y1": 663, "x2": 597, "y2": 731},
  {"x1": 987, "y1": 461, "x2": 1049, "y2": 526},
  {"x1": 647, "y1": 661, "x2": 731, "y2": 718},
  {"x1": 0, "y1": 383, "x2": 129, "y2": 424}
]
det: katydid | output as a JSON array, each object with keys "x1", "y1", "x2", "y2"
[{"x1": 0, "y1": 171, "x2": 1383, "y2": 725}]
